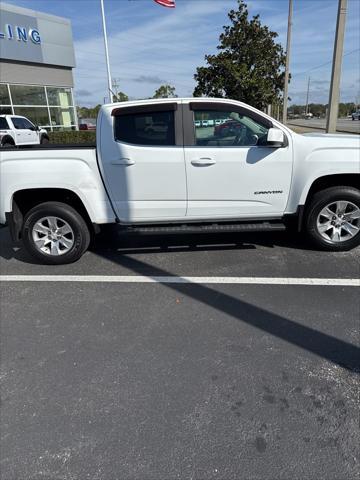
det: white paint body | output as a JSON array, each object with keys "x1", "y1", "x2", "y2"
[
  {"x1": 0, "y1": 115, "x2": 48, "y2": 146},
  {"x1": 0, "y1": 98, "x2": 359, "y2": 226}
]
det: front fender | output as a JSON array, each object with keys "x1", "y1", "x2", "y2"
[{"x1": 287, "y1": 145, "x2": 360, "y2": 212}]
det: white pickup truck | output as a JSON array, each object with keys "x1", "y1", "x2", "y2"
[
  {"x1": 0, "y1": 115, "x2": 49, "y2": 147},
  {"x1": 1, "y1": 98, "x2": 359, "y2": 264}
]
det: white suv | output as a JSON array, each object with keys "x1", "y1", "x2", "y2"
[{"x1": 0, "y1": 115, "x2": 49, "y2": 147}]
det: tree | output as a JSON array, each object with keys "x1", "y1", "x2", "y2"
[
  {"x1": 153, "y1": 84, "x2": 177, "y2": 99},
  {"x1": 193, "y1": 0, "x2": 286, "y2": 110},
  {"x1": 113, "y1": 91, "x2": 129, "y2": 102},
  {"x1": 77, "y1": 104, "x2": 102, "y2": 120}
]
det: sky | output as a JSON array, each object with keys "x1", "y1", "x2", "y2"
[{"x1": 5, "y1": 0, "x2": 360, "y2": 107}]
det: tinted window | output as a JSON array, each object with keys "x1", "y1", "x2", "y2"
[
  {"x1": 22, "y1": 118, "x2": 35, "y2": 129},
  {"x1": 0, "y1": 117, "x2": 9, "y2": 129},
  {"x1": 11, "y1": 117, "x2": 26, "y2": 129},
  {"x1": 114, "y1": 110, "x2": 175, "y2": 146},
  {"x1": 194, "y1": 110, "x2": 269, "y2": 147}
]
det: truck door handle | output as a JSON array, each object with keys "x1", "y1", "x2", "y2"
[
  {"x1": 191, "y1": 158, "x2": 216, "y2": 166},
  {"x1": 111, "y1": 158, "x2": 135, "y2": 166}
]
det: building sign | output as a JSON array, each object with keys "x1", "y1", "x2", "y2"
[
  {"x1": 0, "y1": 3, "x2": 75, "y2": 68},
  {"x1": 0, "y1": 25, "x2": 41, "y2": 44}
]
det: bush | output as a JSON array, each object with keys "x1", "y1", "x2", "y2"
[{"x1": 48, "y1": 131, "x2": 96, "y2": 144}]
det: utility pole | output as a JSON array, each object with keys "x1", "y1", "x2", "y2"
[
  {"x1": 282, "y1": 0, "x2": 293, "y2": 124},
  {"x1": 100, "y1": 0, "x2": 113, "y2": 103},
  {"x1": 305, "y1": 77, "x2": 311, "y2": 115},
  {"x1": 326, "y1": 0, "x2": 347, "y2": 133},
  {"x1": 112, "y1": 78, "x2": 120, "y2": 101}
]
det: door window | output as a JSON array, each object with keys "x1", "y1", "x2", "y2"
[
  {"x1": 114, "y1": 110, "x2": 175, "y2": 146},
  {"x1": 0, "y1": 117, "x2": 10, "y2": 129},
  {"x1": 21, "y1": 118, "x2": 36, "y2": 130},
  {"x1": 11, "y1": 117, "x2": 27, "y2": 129},
  {"x1": 193, "y1": 110, "x2": 269, "y2": 147}
]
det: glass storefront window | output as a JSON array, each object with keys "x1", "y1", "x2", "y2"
[
  {"x1": 49, "y1": 106, "x2": 76, "y2": 127},
  {"x1": 2, "y1": 83, "x2": 77, "y2": 130},
  {"x1": 0, "y1": 106, "x2": 12, "y2": 114},
  {"x1": 0, "y1": 84, "x2": 11, "y2": 105},
  {"x1": 14, "y1": 107, "x2": 50, "y2": 127},
  {"x1": 47, "y1": 87, "x2": 73, "y2": 107},
  {"x1": 10, "y1": 85, "x2": 46, "y2": 106}
]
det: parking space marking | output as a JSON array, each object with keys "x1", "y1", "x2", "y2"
[{"x1": 0, "y1": 275, "x2": 359, "y2": 286}]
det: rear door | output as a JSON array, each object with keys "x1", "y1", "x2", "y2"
[
  {"x1": 98, "y1": 103, "x2": 187, "y2": 222},
  {"x1": 183, "y1": 101, "x2": 293, "y2": 219}
]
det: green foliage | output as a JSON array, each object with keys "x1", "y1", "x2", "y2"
[
  {"x1": 153, "y1": 84, "x2": 177, "y2": 98},
  {"x1": 288, "y1": 102, "x2": 356, "y2": 118},
  {"x1": 48, "y1": 131, "x2": 96, "y2": 144},
  {"x1": 113, "y1": 91, "x2": 129, "y2": 102},
  {"x1": 77, "y1": 104, "x2": 102, "y2": 120},
  {"x1": 193, "y1": 0, "x2": 286, "y2": 110}
]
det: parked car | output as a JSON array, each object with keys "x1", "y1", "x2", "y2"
[
  {"x1": 214, "y1": 119, "x2": 244, "y2": 137},
  {"x1": 0, "y1": 115, "x2": 49, "y2": 147},
  {"x1": 144, "y1": 122, "x2": 168, "y2": 135},
  {"x1": 1, "y1": 97, "x2": 359, "y2": 264},
  {"x1": 194, "y1": 120, "x2": 201, "y2": 128},
  {"x1": 351, "y1": 111, "x2": 360, "y2": 121},
  {"x1": 79, "y1": 122, "x2": 96, "y2": 131}
]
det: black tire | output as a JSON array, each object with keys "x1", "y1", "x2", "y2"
[
  {"x1": 22, "y1": 202, "x2": 90, "y2": 264},
  {"x1": 2, "y1": 142, "x2": 14, "y2": 148},
  {"x1": 305, "y1": 186, "x2": 360, "y2": 251},
  {"x1": 40, "y1": 135, "x2": 50, "y2": 144}
]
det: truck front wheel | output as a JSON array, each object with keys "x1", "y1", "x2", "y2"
[
  {"x1": 22, "y1": 202, "x2": 90, "y2": 264},
  {"x1": 305, "y1": 187, "x2": 360, "y2": 251}
]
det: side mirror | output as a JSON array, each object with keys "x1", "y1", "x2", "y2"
[{"x1": 267, "y1": 128, "x2": 285, "y2": 147}]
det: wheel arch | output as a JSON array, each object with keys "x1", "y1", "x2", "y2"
[
  {"x1": 1, "y1": 135, "x2": 15, "y2": 146},
  {"x1": 295, "y1": 174, "x2": 360, "y2": 232},
  {"x1": 9, "y1": 188, "x2": 95, "y2": 241}
]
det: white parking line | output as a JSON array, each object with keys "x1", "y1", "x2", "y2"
[{"x1": 0, "y1": 275, "x2": 359, "y2": 286}]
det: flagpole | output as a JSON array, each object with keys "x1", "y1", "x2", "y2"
[{"x1": 100, "y1": 0, "x2": 113, "y2": 103}]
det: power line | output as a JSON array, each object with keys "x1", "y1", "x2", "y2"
[{"x1": 291, "y1": 48, "x2": 359, "y2": 78}]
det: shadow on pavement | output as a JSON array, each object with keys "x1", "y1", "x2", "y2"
[
  {"x1": 93, "y1": 250, "x2": 360, "y2": 373},
  {"x1": 0, "y1": 224, "x2": 318, "y2": 264},
  {"x1": 1, "y1": 225, "x2": 359, "y2": 373}
]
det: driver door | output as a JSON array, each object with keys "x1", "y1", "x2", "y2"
[{"x1": 183, "y1": 101, "x2": 293, "y2": 218}]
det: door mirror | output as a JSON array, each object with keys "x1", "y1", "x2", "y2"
[{"x1": 267, "y1": 128, "x2": 285, "y2": 147}]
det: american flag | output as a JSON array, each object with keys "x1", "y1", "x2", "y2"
[{"x1": 154, "y1": 0, "x2": 176, "y2": 7}]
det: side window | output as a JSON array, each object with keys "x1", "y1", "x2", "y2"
[
  {"x1": 193, "y1": 110, "x2": 269, "y2": 147},
  {"x1": 22, "y1": 118, "x2": 35, "y2": 130},
  {"x1": 114, "y1": 110, "x2": 175, "y2": 146},
  {"x1": 11, "y1": 117, "x2": 26, "y2": 130},
  {"x1": 0, "y1": 118, "x2": 10, "y2": 129}
]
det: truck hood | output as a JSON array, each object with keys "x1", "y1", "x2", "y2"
[
  {"x1": 301, "y1": 132, "x2": 360, "y2": 148},
  {"x1": 301, "y1": 132, "x2": 358, "y2": 140}
]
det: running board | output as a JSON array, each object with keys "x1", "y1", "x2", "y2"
[{"x1": 121, "y1": 221, "x2": 286, "y2": 235}]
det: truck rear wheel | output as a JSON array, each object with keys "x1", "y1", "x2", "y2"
[
  {"x1": 22, "y1": 202, "x2": 90, "y2": 264},
  {"x1": 305, "y1": 187, "x2": 360, "y2": 251}
]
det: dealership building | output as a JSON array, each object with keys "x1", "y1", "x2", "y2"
[{"x1": 0, "y1": 2, "x2": 78, "y2": 130}]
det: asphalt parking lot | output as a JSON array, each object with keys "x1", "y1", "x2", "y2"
[
  {"x1": 1, "y1": 226, "x2": 359, "y2": 480},
  {"x1": 288, "y1": 118, "x2": 360, "y2": 134}
]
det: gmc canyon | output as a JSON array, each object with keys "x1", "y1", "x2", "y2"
[{"x1": 0, "y1": 98, "x2": 359, "y2": 264}]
